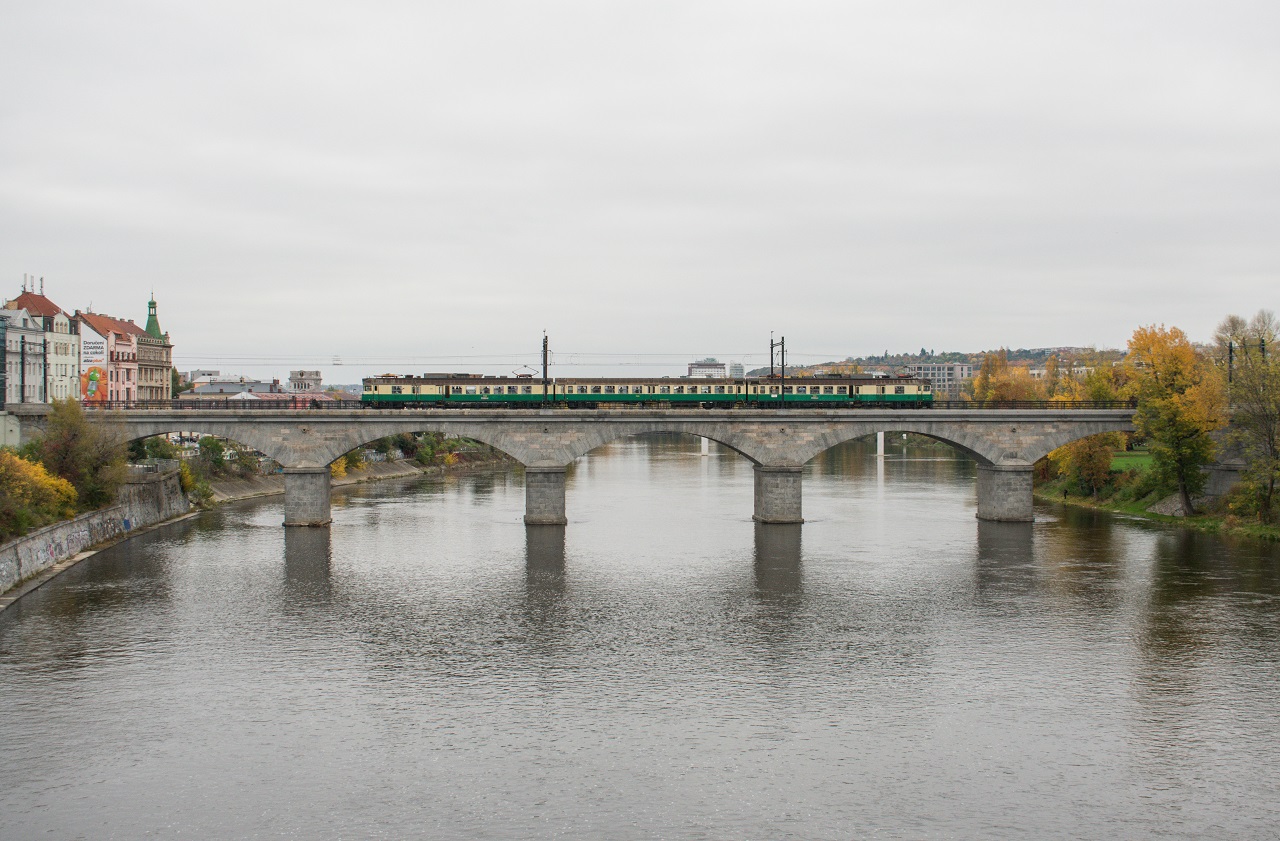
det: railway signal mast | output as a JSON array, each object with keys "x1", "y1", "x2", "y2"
[
  {"x1": 770, "y1": 333, "x2": 786, "y2": 399},
  {"x1": 542, "y1": 333, "x2": 550, "y2": 403}
]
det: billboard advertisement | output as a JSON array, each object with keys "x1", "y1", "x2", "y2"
[{"x1": 80, "y1": 326, "x2": 108, "y2": 404}]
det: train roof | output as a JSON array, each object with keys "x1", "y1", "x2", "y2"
[{"x1": 363, "y1": 373, "x2": 931, "y2": 383}]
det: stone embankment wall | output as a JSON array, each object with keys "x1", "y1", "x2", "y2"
[{"x1": 0, "y1": 469, "x2": 189, "y2": 595}]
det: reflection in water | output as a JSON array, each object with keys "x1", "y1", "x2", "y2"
[
  {"x1": 753, "y1": 523, "x2": 802, "y2": 597},
  {"x1": 525, "y1": 525, "x2": 566, "y2": 580},
  {"x1": 5, "y1": 438, "x2": 1280, "y2": 839},
  {"x1": 524, "y1": 524, "x2": 566, "y2": 607},
  {"x1": 283, "y1": 526, "x2": 332, "y2": 602},
  {"x1": 974, "y1": 520, "x2": 1036, "y2": 594}
]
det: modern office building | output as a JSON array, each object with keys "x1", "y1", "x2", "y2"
[
  {"x1": 907, "y1": 362, "x2": 974, "y2": 398},
  {"x1": 688, "y1": 358, "x2": 727, "y2": 378}
]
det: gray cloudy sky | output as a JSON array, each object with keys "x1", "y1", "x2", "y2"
[{"x1": 3, "y1": 1, "x2": 1277, "y2": 380}]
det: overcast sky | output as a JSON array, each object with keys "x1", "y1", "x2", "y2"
[{"x1": 3, "y1": 1, "x2": 1277, "y2": 380}]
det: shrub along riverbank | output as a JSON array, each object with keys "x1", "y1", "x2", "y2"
[
  {"x1": 1033, "y1": 449, "x2": 1280, "y2": 542},
  {"x1": 204, "y1": 434, "x2": 513, "y2": 505}
]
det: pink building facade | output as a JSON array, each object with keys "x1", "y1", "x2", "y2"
[{"x1": 76, "y1": 311, "x2": 141, "y2": 404}]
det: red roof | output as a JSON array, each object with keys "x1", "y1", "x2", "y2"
[
  {"x1": 8, "y1": 291, "x2": 64, "y2": 318},
  {"x1": 78, "y1": 311, "x2": 147, "y2": 340}
]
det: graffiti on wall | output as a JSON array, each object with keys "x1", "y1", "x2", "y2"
[{"x1": 17, "y1": 514, "x2": 124, "y2": 576}]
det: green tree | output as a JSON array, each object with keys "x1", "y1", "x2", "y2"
[
  {"x1": 145, "y1": 436, "x2": 179, "y2": 460},
  {"x1": 1127, "y1": 324, "x2": 1226, "y2": 514},
  {"x1": 391, "y1": 433, "x2": 420, "y2": 457},
  {"x1": 31, "y1": 399, "x2": 127, "y2": 511},
  {"x1": 230, "y1": 445, "x2": 261, "y2": 478},
  {"x1": 197, "y1": 437, "x2": 227, "y2": 475},
  {"x1": 1215, "y1": 310, "x2": 1280, "y2": 521}
]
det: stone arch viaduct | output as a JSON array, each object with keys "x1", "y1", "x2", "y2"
[{"x1": 63, "y1": 407, "x2": 1135, "y2": 526}]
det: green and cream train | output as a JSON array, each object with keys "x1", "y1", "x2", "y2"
[{"x1": 362, "y1": 373, "x2": 934, "y2": 408}]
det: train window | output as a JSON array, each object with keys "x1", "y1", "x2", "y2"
[
  {"x1": 591, "y1": 386, "x2": 601, "y2": 394},
  {"x1": 837, "y1": 387, "x2": 847, "y2": 394},
  {"x1": 465, "y1": 387, "x2": 477, "y2": 394},
  {"x1": 604, "y1": 386, "x2": 615, "y2": 394},
  {"x1": 783, "y1": 386, "x2": 793, "y2": 394},
  {"x1": 660, "y1": 386, "x2": 671, "y2": 394},
  {"x1": 522, "y1": 386, "x2": 533, "y2": 394},
  {"x1": 796, "y1": 386, "x2": 806, "y2": 394},
  {"x1": 392, "y1": 386, "x2": 403, "y2": 394},
  {"x1": 505, "y1": 386, "x2": 515, "y2": 394},
  {"x1": 481, "y1": 387, "x2": 490, "y2": 395},
  {"x1": 674, "y1": 386, "x2": 684, "y2": 394},
  {"x1": 451, "y1": 387, "x2": 462, "y2": 395},
  {"x1": 877, "y1": 386, "x2": 885, "y2": 395},
  {"x1": 715, "y1": 386, "x2": 725, "y2": 394},
  {"x1": 751, "y1": 386, "x2": 758, "y2": 394},
  {"x1": 824, "y1": 386, "x2": 834, "y2": 394},
  {"x1": 575, "y1": 386, "x2": 585, "y2": 394},
  {"x1": 700, "y1": 385, "x2": 710, "y2": 394},
  {"x1": 895, "y1": 386, "x2": 905, "y2": 394},
  {"x1": 412, "y1": 386, "x2": 421, "y2": 394}
]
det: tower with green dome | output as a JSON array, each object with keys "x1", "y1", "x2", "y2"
[
  {"x1": 145, "y1": 295, "x2": 163, "y2": 339},
  {"x1": 136, "y1": 295, "x2": 173, "y2": 400}
]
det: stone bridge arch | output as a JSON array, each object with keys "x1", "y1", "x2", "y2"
[{"x1": 90, "y1": 407, "x2": 1137, "y2": 528}]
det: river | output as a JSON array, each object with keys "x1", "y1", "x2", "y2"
[{"x1": 2, "y1": 436, "x2": 1279, "y2": 839}]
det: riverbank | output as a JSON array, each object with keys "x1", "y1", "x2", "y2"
[
  {"x1": 207, "y1": 452, "x2": 515, "y2": 505},
  {"x1": 1, "y1": 453, "x2": 517, "y2": 607},
  {"x1": 0, "y1": 468, "x2": 191, "y2": 608},
  {"x1": 1033, "y1": 483, "x2": 1280, "y2": 542}
]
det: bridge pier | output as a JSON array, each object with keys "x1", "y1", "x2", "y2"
[
  {"x1": 753, "y1": 465, "x2": 804, "y2": 524},
  {"x1": 283, "y1": 467, "x2": 333, "y2": 526},
  {"x1": 524, "y1": 466, "x2": 568, "y2": 525},
  {"x1": 975, "y1": 464, "x2": 1035, "y2": 522}
]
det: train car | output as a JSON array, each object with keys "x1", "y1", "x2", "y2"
[
  {"x1": 363, "y1": 373, "x2": 933, "y2": 408},
  {"x1": 362, "y1": 373, "x2": 548, "y2": 406}
]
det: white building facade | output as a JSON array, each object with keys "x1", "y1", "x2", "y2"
[
  {"x1": 1, "y1": 308, "x2": 49, "y2": 404},
  {"x1": 4, "y1": 286, "x2": 81, "y2": 403},
  {"x1": 908, "y1": 362, "x2": 974, "y2": 398}
]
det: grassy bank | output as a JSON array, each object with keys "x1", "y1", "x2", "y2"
[{"x1": 1034, "y1": 452, "x2": 1280, "y2": 542}]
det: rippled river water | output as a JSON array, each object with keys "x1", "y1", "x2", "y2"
[{"x1": 3, "y1": 436, "x2": 1280, "y2": 839}]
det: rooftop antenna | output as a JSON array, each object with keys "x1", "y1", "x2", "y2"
[{"x1": 40, "y1": 277, "x2": 44, "y2": 295}]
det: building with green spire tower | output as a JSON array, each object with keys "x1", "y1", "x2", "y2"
[{"x1": 137, "y1": 295, "x2": 173, "y2": 400}]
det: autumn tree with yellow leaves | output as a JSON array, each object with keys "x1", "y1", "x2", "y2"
[
  {"x1": 969, "y1": 349, "x2": 1044, "y2": 402},
  {"x1": 1126, "y1": 324, "x2": 1226, "y2": 514},
  {"x1": 0, "y1": 450, "x2": 78, "y2": 543}
]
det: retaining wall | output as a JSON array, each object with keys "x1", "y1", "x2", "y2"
[{"x1": 0, "y1": 470, "x2": 189, "y2": 595}]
